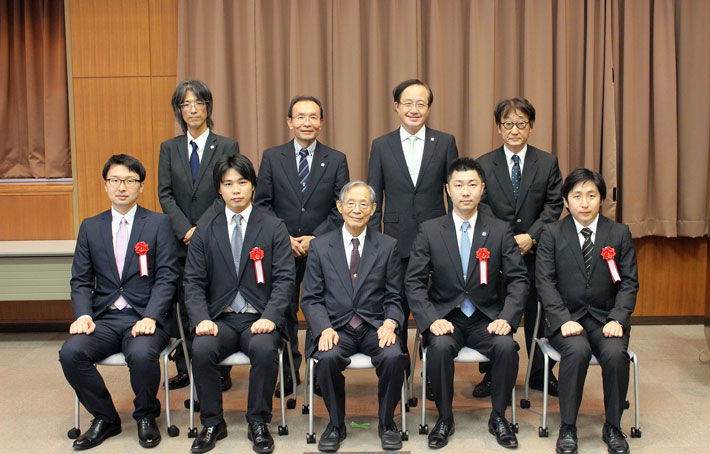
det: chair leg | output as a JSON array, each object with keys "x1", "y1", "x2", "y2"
[
  {"x1": 302, "y1": 358, "x2": 310, "y2": 414},
  {"x1": 188, "y1": 364, "x2": 197, "y2": 437},
  {"x1": 277, "y1": 347, "x2": 289, "y2": 435},
  {"x1": 163, "y1": 349, "x2": 179, "y2": 436},
  {"x1": 510, "y1": 386, "x2": 518, "y2": 433},
  {"x1": 407, "y1": 332, "x2": 420, "y2": 409},
  {"x1": 306, "y1": 358, "x2": 316, "y2": 443},
  {"x1": 419, "y1": 348, "x2": 428, "y2": 435},
  {"x1": 400, "y1": 370, "x2": 408, "y2": 440},
  {"x1": 539, "y1": 345, "x2": 550, "y2": 437},
  {"x1": 67, "y1": 394, "x2": 81, "y2": 439},
  {"x1": 285, "y1": 340, "x2": 297, "y2": 409},
  {"x1": 630, "y1": 353, "x2": 642, "y2": 438}
]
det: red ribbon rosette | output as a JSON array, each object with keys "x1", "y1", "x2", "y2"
[
  {"x1": 601, "y1": 246, "x2": 621, "y2": 283},
  {"x1": 476, "y1": 248, "x2": 490, "y2": 285},
  {"x1": 134, "y1": 241, "x2": 149, "y2": 276},
  {"x1": 250, "y1": 247, "x2": 265, "y2": 284}
]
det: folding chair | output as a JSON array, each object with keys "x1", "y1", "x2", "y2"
[
  {"x1": 520, "y1": 302, "x2": 641, "y2": 438},
  {"x1": 304, "y1": 353, "x2": 409, "y2": 444}
]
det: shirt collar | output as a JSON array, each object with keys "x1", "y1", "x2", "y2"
[
  {"x1": 503, "y1": 144, "x2": 528, "y2": 164},
  {"x1": 111, "y1": 204, "x2": 137, "y2": 225},
  {"x1": 572, "y1": 214, "x2": 600, "y2": 236},
  {"x1": 225, "y1": 202, "x2": 252, "y2": 226},
  {"x1": 293, "y1": 138, "x2": 317, "y2": 156},
  {"x1": 451, "y1": 209, "x2": 478, "y2": 234},
  {"x1": 342, "y1": 225, "x2": 367, "y2": 248},
  {"x1": 187, "y1": 128, "x2": 210, "y2": 152},
  {"x1": 399, "y1": 125, "x2": 426, "y2": 142}
]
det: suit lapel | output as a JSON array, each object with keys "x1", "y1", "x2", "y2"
[
  {"x1": 562, "y1": 216, "x2": 587, "y2": 277},
  {"x1": 238, "y1": 207, "x2": 264, "y2": 283},
  {"x1": 277, "y1": 143, "x2": 304, "y2": 197},
  {"x1": 466, "y1": 214, "x2": 489, "y2": 286},
  {"x1": 415, "y1": 129, "x2": 436, "y2": 188},
  {"x1": 328, "y1": 231, "x2": 354, "y2": 298},
  {"x1": 589, "y1": 216, "x2": 610, "y2": 276},
  {"x1": 492, "y1": 148, "x2": 516, "y2": 207},
  {"x1": 353, "y1": 230, "x2": 379, "y2": 297},
  {"x1": 302, "y1": 143, "x2": 327, "y2": 204},
  {"x1": 213, "y1": 212, "x2": 237, "y2": 280},
  {"x1": 515, "y1": 147, "x2": 539, "y2": 214},
  {"x1": 440, "y1": 215, "x2": 465, "y2": 287},
  {"x1": 388, "y1": 130, "x2": 415, "y2": 191},
  {"x1": 193, "y1": 133, "x2": 218, "y2": 193},
  {"x1": 176, "y1": 136, "x2": 194, "y2": 191},
  {"x1": 123, "y1": 206, "x2": 147, "y2": 279},
  {"x1": 100, "y1": 211, "x2": 120, "y2": 282}
]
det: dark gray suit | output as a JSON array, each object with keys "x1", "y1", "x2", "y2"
[
  {"x1": 536, "y1": 215, "x2": 638, "y2": 427},
  {"x1": 477, "y1": 145, "x2": 563, "y2": 380},
  {"x1": 406, "y1": 211, "x2": 529, "y2": 421},
  {"x1": 300, "y1": 228, "x2": 407, "y2": 428},
  {"x1": 59, "y1": 206, "x2": 179, "y2": 423}
]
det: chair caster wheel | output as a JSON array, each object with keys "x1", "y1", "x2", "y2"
[
  {"x1": 301, "y1": 405, "x2": 309, "y2": 415},
  {"x1": 520, "y1": 399, "x2": 530, "y2": 409},
  {"x1": 408, "y1": 397, "x2": 418, "y2": 408},
  {"x1": 188, "y1": 427, "x2": 198, "y2": 438},
  {"x1": 185, "y1": 399, "x2": 200, "y2": 411},
  {"x1": 624, "y1": 400, "x2": 630, "y2": 409},
  {"x1": 67, "y1": 428, "x2": 80, "y2": 439},
  {"x1": 306, "y1": 433, "x2": 316, "y2": 443},
  {"x1": 167, "y1": 425, "x2": 179, "y2": 437},
  {"x1": 401, "y1": 430, "x2": 409, "y2": 441},
  {"x1": 419, "y1": 424, "x2": 429, "y2": 435},
  {"x1": 278, "y1": 425, "x2": 288, "y2": 436},
  {"x1": 511, "y1": 423, "x2": 519, "y2": 433},
  {"x1": 631, "y1": 427, "x2": 642, "y2": 438},
  {"x1": 286, "y1": 398, "x2": 296, "y2": 409},
  {"x1": 539, "y1": 427, "x2": 549, "y2": 437}
]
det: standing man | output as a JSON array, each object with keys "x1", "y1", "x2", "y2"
[
  {"x1": 368, "y1": 79, "x2": 458, "y2": 351},
  {"x1": 184, "y1": 154, "x2": 295, "y2": 454},
  {"x1": 475, "y1": 97, "x2": 563, "y2": 398},
  {"x1": 536, "y1": 169, "x2": 638, "y2": 454},
  {"x1": 59, "y1": 154, "x2": 179, "y2": 450},
  {"x1": 406, "y1": 158, "x2": 528, "y2": 450},
  {"x1": 254, "y1": 95, "x2": 349, "y2": 395},
  {"x1": 158, "y1": 79, "x2": 240, "y2": 390},
  {"x1": 300, "y1": 181, "x2": 408, "y2": 452}
]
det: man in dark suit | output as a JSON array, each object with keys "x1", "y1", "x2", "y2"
[
  {"x1": 158, "y1": 79, "x2": 240, "y2": 389},
  {"x1": 184, "y1": 154, "x2": 295, "y2": 454},
  {"x1": 59, "y1": 154, "x2": 179, "y2": 450},
  {"x1": 301, "y1": 181, "x2": 408, "y2": 452},
  {"x1": 406, "y1": 157, "x2": 529, "y2": 450},
  {"x1": 475, "y1": 97, "x2": 563, "y2": 398},
  {"x1": 536, "y1": 169, "x2": 638, "y2": 454},
  {"x1": 367, "y1": 78, "x2": 459, "y2": 351},
  {"x1": 254, "y1": 95, "x2": 349, "y2": 395}
]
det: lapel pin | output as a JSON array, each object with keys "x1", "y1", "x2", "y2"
[
  {"x1": 482, "y1": 232, "x2": 487, "y2": 236},
  {"x1": 210, "y1": 145, "x2": 215, "y2": 149},
  {"x1": 430, "y1": 137, "x2": 435, "y2": 141},
  {"x1": 321, "y1": 162, "x2": 325, "y2": 167}
]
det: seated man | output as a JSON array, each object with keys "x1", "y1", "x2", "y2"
[
  {"x1": 300, "y1": 181, "x2": 408, "y2": 452},
  {"x1": 59, "y1": 154, "x2": 179, "y2": 450},
  {"x1": 183, "y1": 154, "x2": 295, "y2": 454},
  {"x1": 406, "y1": 157, "x2": 529, "y2": 450},
  {"x1": 536, "y1": 168, "x2": 638, "y2": 454}
]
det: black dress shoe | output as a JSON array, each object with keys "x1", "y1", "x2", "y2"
[
  {"x1": 488, "y1": 415, "x2": 518, "y2": 449},
  {"x1": 428, "y1": 418, "x2": 454, "y2": 449},
  {"x1": 137, "y1": 417, "x2": 161, "y2": 448},
  {"x1": 72, "y1": 417, "x2": 121, "y2": 450},
  {"x1": 191, "y1": 420, "x2": 227, "y2": 453},
  {"x1": 318, "y1": 423, "x2": 346, "y2": 452},
  {"x1": 248, "y1": 422, "x2": 274, "y2": 453},
  {"x1": 221, "y1": 375, "x2": 232, "y2": 392},
  {"x1": 602, "y1": 423, "x2": 629, "y2": 454},
  {"x1": 556, "y1": 423, "x2": 578, "y2": 454},
  {"x1": 473, "y1": 372, "x2": 492, "y2": 398},
  {"x1": 274, "y1": 372, "x2": 301, "y2": 397},
  {"x1": 167, "y1": 372, "x2": 190, "y2": 389},
  {"x1": 529, "y1": 374, "x2": 559, "y2": 397},
  {"x1": 378, "y1": 421, "x2": 402, "y2": 450}
]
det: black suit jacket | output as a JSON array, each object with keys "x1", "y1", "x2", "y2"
[
  {"x1": 406, "y1": 211, "x2": 529, "y2": 333},
  {"x1": 477, "y1": 145, "x2": 563, "y2": 249},
  {"x1": 300, "y1": 228, "x2": 405, "y2": 355},
  {"x1": 158, "y1": 132, "x2": 240, "y2": 256},
  {"x1": 183, "y1": 206, "x2": 295, "y2": 333},
  {"x1": 367, "y1": 127, "x2": 458, "y2": 257},
  {"x1": 70, "y1": 206, "x2": 180, "y2": 327},
  {"x1": 536, "y1": 215, "x2": 639, "y2": 336},
  {"x1": 254, "y1": 140, "x2": 349, "y2": 237}
]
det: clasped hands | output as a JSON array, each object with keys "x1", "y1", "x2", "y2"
[
  {"x1": 195, "y1": 318, "x2": 276, "y2": 336},
  {"x1": 290, "y1": 235, "x2": 314, "y2": 258},
  {"x1": 560, "y1": 320, "x2": 623, "y2": 337}
]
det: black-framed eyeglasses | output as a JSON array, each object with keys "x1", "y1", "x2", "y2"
[
  {"x1": 180, "y1": 101, "x2": 208, "y2": 111},
  {"x1": 105, "y1": 177, "x2": 141, "y2": 187},
  {"x1": 501, "y1": 120, "x2": 529, "y2": 130}
]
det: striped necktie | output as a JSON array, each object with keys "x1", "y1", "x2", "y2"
[
  {"x1": 581, "y1": 227, "x2": 593, "y2": 274},
  {"x1": 298, "y1": 148, "x2": 309, "y2": 193}
]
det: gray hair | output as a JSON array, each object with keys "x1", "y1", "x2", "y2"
[{"x1": 338, "y1": 180, "x2": 376, "y2": 204}]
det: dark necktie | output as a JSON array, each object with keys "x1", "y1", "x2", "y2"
[
  {"x1": 230, "y1": 214, "x2": 247, "y2": 312},
  {"x1": 189, "y1": 140, "x2": 200, "y2": 183},
  {"x1": 348, "y1": 237, "x2": 363, "y2": 329},
  {"x1": 511, "y1": 154, "x2": 521, "y2": 199},
  {"x1": 581, "y1": 227, "x2": 593, "y2": 274},
  {"x1": 298, "y1": 148, "x2": 309, "y2": 193}
]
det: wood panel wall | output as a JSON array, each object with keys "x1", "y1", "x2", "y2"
[{"x1": 0, "y1": 185, "x2": 74, "y2": 240}]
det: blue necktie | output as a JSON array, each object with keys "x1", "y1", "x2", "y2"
[
  {"x1": 189, "y1": 140, "x2": 200, "y2": 183},
  {"x1": 511, "y1": 154, "x2": 521, "y2": 200},
  {"x1": 460, "y1": 221, "x2": 475, "y2": 317},
  {"x1": 230, "y1": 214, "x2": 247, "y2": 313},
  {"x1": 298, "y1": 148, "x2": 309, "y2": 193}
]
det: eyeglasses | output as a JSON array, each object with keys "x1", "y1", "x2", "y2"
[
  {"x1": 180, "y1": 101, "x2": 208, "y2": 111},
  {"x1": 398, "y1": 101, "x2": 429, "y2": 111},
  {"x1": 106, "y1": 177, "x2": 141, "y2": 187},
  {"x1": 293, "y1": 114, "x2": 321, "y2": 124},
  {"x1": 501, "y1": 120, "x2": 529, "y2": 130},
  {"x1": 343, "y1": 201, "x2": 372, "y2": 210}
]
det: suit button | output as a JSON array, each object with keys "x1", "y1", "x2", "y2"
[
  {"x1": 191, "y1": 196, "x2": 197, "y2": 201},
  {"x1": 301, "y1": 207, "x2": 306, "y2": 212},
  {"x1": 516, "y1": 218, "x2": 522, "y2": 224},
  {"x1": 119, "y1": 287, "x2": 123, "y2": 292},
  {"x1": 586, "y1": 283, "x2": 591, "y2": 289}
]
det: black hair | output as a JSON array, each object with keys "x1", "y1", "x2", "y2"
[
  {"x1": 446, "y1": 157, "x2": 486, "y2": 184},
  {"x1": 171, "y1": 79, "x2": 214, "y2": 133},
  {"x1": 102, "y1": 154, "x2": 146, "y2": 181},
  {"x1": 493, "y1": 97, "x2": 536, "y2": 127},
  {"x1": 562, "y1": 168, "x2": 607, "y2": 201},
  {"x1": 213, "y1": 153, "x2": 257, "y2": 192},
  {"x1": 287, "y1": 96, "x2": 324, "y2": 119},
  {"x1": 392, "y1": 79, "x2": 434, "y2": 105}
]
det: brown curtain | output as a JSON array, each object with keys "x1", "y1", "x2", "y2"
[
  {"x1": 177, "y1": 0, "x2": 710, "y2": 238},
  {"x1": 0, "y1": 0, "x2": 70, "y2": 179}
]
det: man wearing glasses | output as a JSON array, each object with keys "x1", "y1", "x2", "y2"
[
  {"x1": 367, "y1": 79, "x2": 459, "y2": 359},
  {"x1": 474, "y1": 97, "x2": 563, "y2": 399},
  {"x1": 158, "y1": 79, "x2": 240, "y2": 391}
]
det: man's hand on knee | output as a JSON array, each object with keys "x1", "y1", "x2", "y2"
[
  {"x1": 560, "y1": 321, "x2": 584, "y2": 337},
  {"x1": 131, "y1": 317, "x2": 156, "y2": 337},
  {"x1": 487, "y1": 319, "x2": 512, "y2": 336},
  {"x1": 318, "y1": 328, "x2": 339, "y2": 351},
  {"x1": 250, "y1": 318, "x2": 276, "y2": 334},
  {"x1": 69, "y1": 316, "x2": 95, "y2": 335},
  {"x1": 195, "y1": 320, "x2": 218, "y2": 336},
  {"x1": 429, "y1": 319, "x2": 454, "y2": 336}
]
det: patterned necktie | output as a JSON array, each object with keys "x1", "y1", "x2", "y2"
[
  {"x1": 298, "y1": 148, "x2": 309, "y2": 193},
  {"x1": 406, "y1": 135, "x2": 420, "y2": 184},
  {"x1": 114, "y1": 217, "x2": 128, "y2": 310},
  {"x1": 348, "y1": 237, "x2": 363, "y2": 328},
  {"x1": 230, "y1": 214, "x2": 247, "y2": 312},
  {"x1": 460, "y1": 221, "x2": 475, "y2": 317},
  {"x1": 189, "y1": 140, "x2": 200, "y2": 183},
  {"x1": 511, "y1": 154, "x2": 521, "y2": 199},
  {"x1": 581, "y1": 227, "x2": 594, "y2": 274}
]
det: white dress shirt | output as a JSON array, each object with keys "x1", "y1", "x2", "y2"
[
  {"x1": 187, "y1": 128, "x2": 210, "y2": 163},
  {"x1": 225, "y1": 203, "x2": 257, "y2": 313},
  {"x1": 400, "y1": 125, "x2": 426, "y2": 185},
  {"x1": 451, "y1": 210, "x2": 477, "y2": 251},
  {"x1": 503, "y1": 144, "x2": 528, "y2": 178},
  {"x1": 294, "y1": 139, "x2": 317, "y2": 172},
  {"x1": 572, "y1": 214, "x2": 599, "y2": 249},
  {"x1": 342, "y1": 226, "x2": 367, "y2": 268}
]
